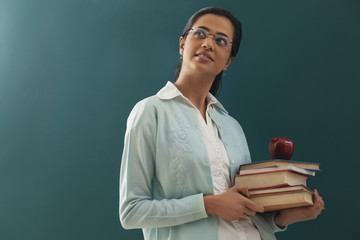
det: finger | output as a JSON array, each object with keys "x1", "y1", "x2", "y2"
[
  {"x1": 242, "y1": 198, "x2": 265, "y2": 213},
  {"x1": 313, "y1": 199, "x2": 325, "y2": 214},
  {"x1": 312, "y1": 197, "x2": 323, "y2": 208},
  {"x1": 238, "y1": 213, "x2": 248, "y2": 219},
  {"x1": 243, "y1": 207, "x2": 257, "y2": 216},
  {"x1": 313, "y1": 190, "x2": 323, "y2": 203},
  {"x1": 318, "y1": 200, "x2": 325, "y2": 210},
  {"x1": 236, "y1": 185, "x2": 250, "y2": 197},
  {"x1": 313, "y1": 190, "x2": 325, "y2": 207},
  {"x1": 314, "y1": 189, "x2": 324, "y2": 200}
]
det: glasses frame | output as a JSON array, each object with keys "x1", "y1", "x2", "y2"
[{"x1": 188, "y1": 27, "x2": 233, "y2": 48}]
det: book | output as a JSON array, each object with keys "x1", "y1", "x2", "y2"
[
  {"x1": 249, "y1": 185, "x2": 313, "y2": 212},
  {"x1": 234, "y1": 170, "x2": 309, "y2": 189},
  {"x1": 239, "y1": 165, "x2": 315, "y2": 177},
  {"x1": 239, "y1": 160, "x2": 320, "y2": 171},
  {"x1": 249, "y1": 184, "x2": 312, "y2": 194}
]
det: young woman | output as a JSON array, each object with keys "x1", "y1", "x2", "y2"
[{"x1": 119, "y1": 7, "x2": 324, "y2": 240}]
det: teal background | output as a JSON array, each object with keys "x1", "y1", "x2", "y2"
[{"x1": 0, "y1": 0, "x2": 359, "y2": 239}]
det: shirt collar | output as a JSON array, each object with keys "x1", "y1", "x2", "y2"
[{"x1": 157, "y1": 81, "x2": 228, "y2": 114}]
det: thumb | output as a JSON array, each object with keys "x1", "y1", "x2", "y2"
[{"x1": 235, "y1": 185, "x2": 250, "y2": 197}]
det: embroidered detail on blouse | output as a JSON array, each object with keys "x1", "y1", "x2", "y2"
[{"x1": 168, "y1": 111, "x2": 192, "y2": 197}]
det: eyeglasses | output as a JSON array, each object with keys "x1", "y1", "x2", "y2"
[{"x1": 188, "y1": 28, "x2": 233, "y2": 48}]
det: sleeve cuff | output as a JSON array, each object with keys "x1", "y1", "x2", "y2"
[{"x1": 262, "y1": 211, "x2": 288, "y2": 233}]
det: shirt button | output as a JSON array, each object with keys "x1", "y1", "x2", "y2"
[
  {"x1": 216, "y1": 148, "x2": 220, "y2": 153},
  {"x1": 230, "y1": 159, "x2": 235, "y2": 164},
  {"x1": 220, "y1": 183, "x2": 224, "y2": 187},
  {"x1": 217, "y1": 162, "x2": 221, "y2": 167},
  {"x1": 217, "y1": 172, "x2": 222, "y2": 177},
  {"x1": 224, "y1": 142, "x2": 228, "y2": 147},
  {"x1": 217, "y1": 125, "x2": 221, "y2": 129}
]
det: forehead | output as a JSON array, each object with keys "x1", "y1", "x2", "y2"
[{"x1": 192, "y1": 14, "x2": 234, "y2": 39}]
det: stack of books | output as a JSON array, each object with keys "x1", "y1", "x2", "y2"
[{"x1": 234, "y1": 160, "x2": 320, "y2": 212}]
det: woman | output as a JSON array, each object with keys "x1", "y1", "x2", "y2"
[{"x1": 119, "y1": 7, "x2": 324, "y2": 240}]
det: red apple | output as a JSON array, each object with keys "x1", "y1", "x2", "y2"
[{"x1": 269, "y1": 137, "x2": 294, "y2": 160}]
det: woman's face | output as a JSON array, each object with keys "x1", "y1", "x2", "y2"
[{"x1": 179, "y1": 14, "x2": 235, "y2": 78}]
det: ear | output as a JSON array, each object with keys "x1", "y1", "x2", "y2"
[
  {"x1": 223, "y1": 56, "x2": 235, "y2": 71},
  {"x1": 179, "y1": 36, "x2": 185, "y2": 56}
]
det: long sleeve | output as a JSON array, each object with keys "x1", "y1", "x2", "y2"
[
  {"x1": 261, "y1": 212, "x2": 287, "y2": 233},
  {"x1": 119, "y1": 99, "x2": 208, "y2": 229}
]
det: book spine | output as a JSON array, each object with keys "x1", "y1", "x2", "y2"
[{"x1": 237, "y1": 170, "x2": 310, "y2": 178}]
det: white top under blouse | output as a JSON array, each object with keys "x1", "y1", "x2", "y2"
[{"x1": 162, "y1": 82, "x2": 261, "y2": 240}]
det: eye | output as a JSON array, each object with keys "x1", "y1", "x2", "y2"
[
  {"x1": 214, "y1": 36, "x2": 228, "y2": 46},
  {"x1": 193, "y1": 29, "x2": 207, "y2": 39}
]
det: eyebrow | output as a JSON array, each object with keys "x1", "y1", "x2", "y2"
[{"x1": 195, "y1": 26, "x2": 231, "y2": 38}]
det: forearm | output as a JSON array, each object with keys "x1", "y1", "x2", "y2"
[
  {"x1": 120, "y1": 193, "x2": 208, "y2": 229},
  {"x1": 273, "y1": 190, "x2": 325, "y2": 227},
  {"x1": 273, "y1": 206, "x2": 324, "y2": 227},
  {"x1": 203, "y1": 195, "x2": 218, "y2": 215},
  {"x1": 273, "y1": 210, "x2": 298, "y2": 227}
]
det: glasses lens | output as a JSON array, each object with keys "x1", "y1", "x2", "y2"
[
  {"x1": 192, "y1": 29, "x2": 207, "y2": 39},
  {"x1": 214, "y1": 36, "x2": 229, "y2": 47},
  {"x1": 190, "y1": 28, "x2": 231, "y2": 48}
]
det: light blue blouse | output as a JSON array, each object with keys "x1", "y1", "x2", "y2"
[{"x1": 119, "y1": 82, "x2": 286, "y2": 240}]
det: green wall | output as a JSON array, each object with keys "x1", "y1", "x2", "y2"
[{"x1": 1, "y1": 0, "x2": 359, "y2": 239}]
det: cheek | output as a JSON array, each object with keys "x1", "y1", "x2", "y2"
[
  {"x1": 218, "y1": 54, "x2": 231, "y2": 67},
  {"x1": 183, "y1": 42, "x2": 197, "y2": 57}
]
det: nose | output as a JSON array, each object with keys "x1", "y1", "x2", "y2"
[{"x1": 201, "y1": 36, "x2": 214, "y2": 51}]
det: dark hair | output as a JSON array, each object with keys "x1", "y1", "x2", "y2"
[{"x1": 174, "y1": 7, "x2": 242, "y2": 96}]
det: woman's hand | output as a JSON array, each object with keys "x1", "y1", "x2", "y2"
[
  {"x1": 274, "y1": 189, "x2": 325, "y2": 227},
  {"x1": 204, "y1": 185, "x2": 264, "y2": 221}
]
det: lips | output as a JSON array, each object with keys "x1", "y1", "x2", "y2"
[{"x1": 195, "y1": 51, "x2": 214, "y2": 61}]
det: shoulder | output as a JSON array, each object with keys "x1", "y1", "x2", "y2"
[
  {"x1": 126, "y1": 95, "x2": 160, "y2": 128},
  {"x1": 212, "y1": 105, "x2": 247, "y2": 140},
  {"x1": 130, "y1": 95, "x2": 160, "y2": 114},
  {"x1": 213, "y1": 105, "x2": 242, "y2": 128},
  {"x1": 228, "y1": 114, "x2": 244, "y2": 130}
]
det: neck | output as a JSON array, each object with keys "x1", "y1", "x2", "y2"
[{"x1": 174, "y1": 70, "x2": 214, "y2": 120}]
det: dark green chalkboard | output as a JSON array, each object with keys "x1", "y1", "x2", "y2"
[{"x1": 1, "y1": 0, "x2": 359, "y2": 239}]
